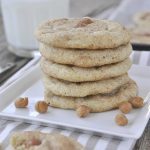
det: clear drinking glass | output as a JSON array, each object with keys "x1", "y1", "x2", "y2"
[{"x1": 1, "y1": 0, "x2": 69, "y2": 57}]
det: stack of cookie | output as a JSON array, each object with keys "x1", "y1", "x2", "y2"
[{"x1": 36, "y1": 17, "x2": 138, "y2": 113}]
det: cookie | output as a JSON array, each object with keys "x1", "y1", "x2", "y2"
[
  {"x1": 43, "y1": 74, "x2": 130, "y2": 97},
  {"x1": 130, "y1": 26, "x2": 150, "y2": 44},
  {"x1": 35, "y1": 17, "x2": 130, "y2": 49},
  {"x1": 45, "y1": 80, "x2": 137, "y2": 112},
  {"x1": 40, "y1": 43, "x2": 132, "y2": 67},
  {"x1": 41, "y1": 58, "x2": 131, "y2": 82},
  {"x1": 10, "y1": 131, "x2": 83, "y2": 150},
  {"x1": 133, "y1": 11, "x2": 150, "y2": 27}
]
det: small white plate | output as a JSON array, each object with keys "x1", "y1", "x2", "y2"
[{"x1": 0, "y1": 65, "x2": 150, "y2": 139}]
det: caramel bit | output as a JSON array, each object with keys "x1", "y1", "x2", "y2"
[
  {"x1": 129, "y1": 96, "x2": 144, "y2": 108},
  {"x1": 75, "y1": 17, "x2": 93, "y2": 28},
  {"x1": 15, "y1": 97, "x2": 28, "y2": 108},
  {"x1": 115, "y1": 113, "x2": 128, "y2": 126},
  {"x1": 76, "y1": 105, "x2": 91, "y2": 118},
  {"x1": 25, "y1": 139, "x2": 41, "y2": 148},
  {"x1": 119, "y1": 102, "x2": 132, "y2": 114},
  {"x1": 35, "y1": 101, "x2": 48, "y2": 113}
]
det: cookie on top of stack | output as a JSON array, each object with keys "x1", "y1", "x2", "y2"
[{"x1": 35, "y1": 17, "x2": 138, "y2": 114}]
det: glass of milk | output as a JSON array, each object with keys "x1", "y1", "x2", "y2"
[{"x1": 1, "y1": 0, "x2": 69, "y2": 57}]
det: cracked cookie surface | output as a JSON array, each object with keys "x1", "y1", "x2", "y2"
[{"x1": 35, "y1": 18, "x2": 130, "y2": 49}]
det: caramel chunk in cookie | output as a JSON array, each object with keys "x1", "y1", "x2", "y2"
[
  {"x1": 25, "y1": 138, "x2": 41, "y2": 148},
  {"x1": 75, "y1": 17, "x2": 93, "y2": 28}
]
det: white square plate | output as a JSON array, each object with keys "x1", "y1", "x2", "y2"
[{"x1": 0, "y1": 65, "x2": 150, "y2": 139}]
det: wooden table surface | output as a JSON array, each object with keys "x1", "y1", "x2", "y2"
[{"x1": 0, "y1": 14, "x2": 149, "y2": 150}]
